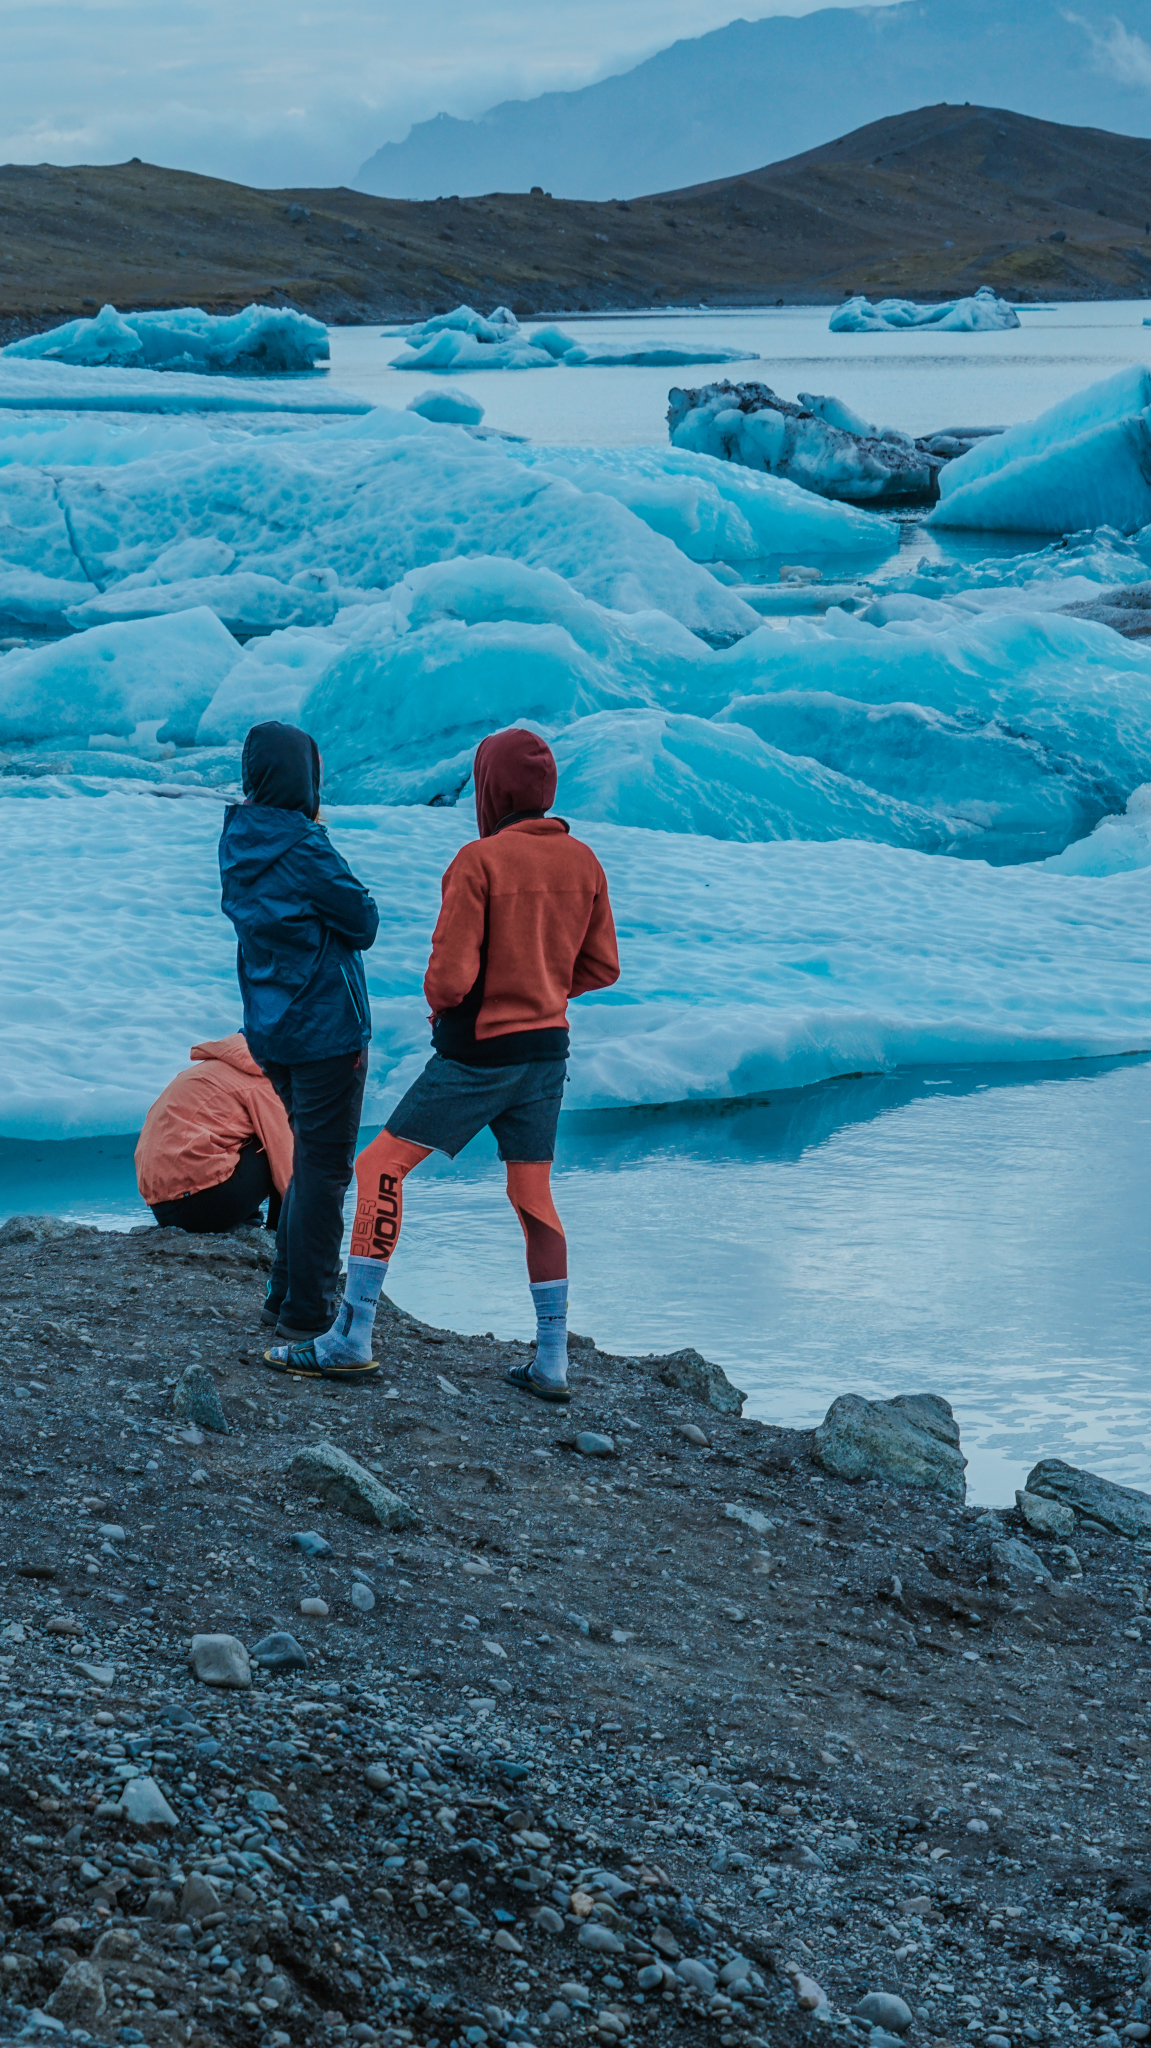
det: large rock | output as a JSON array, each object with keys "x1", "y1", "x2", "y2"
[
  {"x1": 1024, "y1": 1459, "x2": 1151, "y2": 1540},
  {"x1": 990, "y1": 1536, "x2": 1050, "y2": 1583},
  {"x1": 1016, "y1": 1489, "x2": 1075, "y2": 1541},
  {"x1": 46, "y1": 1961, "x2": 106, "y2": 2023},
  {"x1": 189, "y1": 1632, "x2": 251, "y2": 1687},
  {"x1": 812, "y1": 1392, "x2": 966, "y2": 1499},
  {"x1": 172, "y1": 1363, "x2": 230, "y2": 1435},
  {"x1": 287, "y1": 1440, "x2": 420, "y2": 1528},
  {"x1": 0, "y1": 1212, "x2": 93, "y2": 1245},
  {"x1": 251, "y1": 1629, "x2": 309, "y2": 1673},
  {"x1": 658, "y1": 1348, "x2": 746, "y2": 1416}
]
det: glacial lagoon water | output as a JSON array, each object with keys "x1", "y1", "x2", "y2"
[
  {"x1": 6, "y1": 303, "x2": 1151, "y2": 1508},
  {"x1": 6, "y1": 1052, "x2": 1151, "y2": 1508}
]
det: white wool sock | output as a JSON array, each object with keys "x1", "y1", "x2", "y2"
[
  {"x1": 314, "y1": 1256, "x2": 389, "y2": 1365},
  {"x1": 529, "y1": 1278, "x2": 569, "y2": 1386}
]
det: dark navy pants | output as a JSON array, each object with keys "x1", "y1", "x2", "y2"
[{"x1": 262, "y1": 1049, "x2": 368, "y2": 1332}]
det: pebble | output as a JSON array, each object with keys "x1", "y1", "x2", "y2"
[
  {"x1": 351, "y1": 1582, "x2": 376, "y2": 1612},
  {"x1": 676, "y1": 1960, "x2": 716, "y2": 1995},
  {"x1": 788, "y1": 1966, "x2": 827, "y2": 2012},
  {"x1": 578, "y1": 1925, "x2": 625, "y2": 1954},
  {"x1": 118, "y1": 1775, "x2": 179, "y2": 1828},
  {"x1": 534, "y1": 1908, "x2": 565, "y2": 1934},
  {"x1": 97, "y1": 1523, "x2": 126, "y2": 1542},
  {"x1": 967, "y1": 1818, "x2": 989, "y2": 1834},
  {"x1": 1016, "y1": 1489, "x2": 1075, "y2": 1541},
  {"x1": 724, "y1": 1503, "x2": 773, "y2": 1537},
  {"x1": 290, "y1": 1530, "x2": 331, "y2": 1557},
  {"x1": 250, "y1": 1630, "x2": 308, "y2": 1673},
  {"x1": 45, "y1": 1960, "x2": 106, "y2": 2022},
  {"x1": 172, "y1": 1363, "x2": 230, "y2": 1435},
  {"x1": 300, "y1": 1596, "x2": 329, "y2": 1616},
  {"x1": 189, "y1": 1632, "x2": 252, "y2": 1688},
  {"x1": 637, "y1": 1966, "x2": 669, "y2": 1992},
  {"x1": 575, "y1": 1432, "x2": 616, "y2": 1458},
  {"x1": 676, "y1": 1424, "x2": 710, "y2": 1448},
  {"x1": 180, "y1": 1873, "x2": 221, "y2": 1921},
  {"x1": 855, "y1": 1991, "x2": 913, "y2": 2033},
  {"x1": 494, "y1": 1929, "x2": 524, "y2": 1954},
  {"x1": 365, "y1": 1762, "x2": 392, "y2": 1791}
]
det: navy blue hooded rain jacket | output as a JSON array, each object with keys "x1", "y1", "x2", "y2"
[{"x1": 219, "y1": 722, "x2": 379, "y2": 1067}]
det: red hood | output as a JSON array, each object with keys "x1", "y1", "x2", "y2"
[
  {"x1": 474, "y1": 728, "x2": 557, "y2": 838},
  {"x1": 190, "y1": 1033, "x2": 263, "y2": 1078}
]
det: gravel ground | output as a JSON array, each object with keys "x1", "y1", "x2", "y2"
[{"x1": 2, "y1": 1218, "x2": 1151, "y2": 2048}]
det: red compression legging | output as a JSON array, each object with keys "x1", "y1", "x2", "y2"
[{"x1": 350, "y1": 1132, "x2": 567, "y2": 1283}]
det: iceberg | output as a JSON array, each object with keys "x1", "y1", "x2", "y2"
[
  {"x1": 0, "y1": 610, "x2": 239, "y2": 749},
  {"x1": 0, "y1": 358, "x2": 367, "y2": 415},
  {"x1": 1043, "y1": 784, "x2": 1151, "y2": 876},
  {"x1": 508, "y1": 444, "x2": 896, "y2": 561},
  {"x1": 4, "y1": 788, "x2": 1151, "y2": 1141},
  {"x1": 668, "y1": 380, "x2": 942, "y2": 504},
  {"x1": 406, "y1": 386, "x2": 485, "y2": 425},
  {"x1": 830, "y1": 287, "x2": 1020, "y2": 334},
  {"x1": 0, "y1": 408, "x2": 761, "y2": 642},
  {"x1": 2, "y1": 302, "x2": 330, "y2": 375},
  {"x1": 932, "y1": 366, "x2": 1151, "y2": 534},
  {"x1": 390, "y1": 306, "x2": 557, "y2": 372},
  {"x1": 558, "y1": 340, "x2": 756, "y2": 367}
]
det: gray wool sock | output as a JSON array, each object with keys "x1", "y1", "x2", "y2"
[
  {"x1": 315, "y1": 1255, "x2": 389, "y2": 1365},
  {"x1": 529, "y1": 1278, "x2": 569, "y2": 1386}
]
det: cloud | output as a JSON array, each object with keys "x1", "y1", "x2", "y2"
[{"x1": 1066, "y1": 10, "x2": 1151, "y2": 89}]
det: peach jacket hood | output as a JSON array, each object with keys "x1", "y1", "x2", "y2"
[{"x1": 134, "y1": 1034, "x2": 293, "y2": 1207}]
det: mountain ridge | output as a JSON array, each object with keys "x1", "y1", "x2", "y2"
[{"x1": 356, "y1": 0, "x2": 1151, "y2": 202}]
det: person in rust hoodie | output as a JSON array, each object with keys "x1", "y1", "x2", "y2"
[
  {"x1": 268, "y1": 726, "x2": 620, "y2": 1398},
  {"x1": 135, "y1": 1034, "x2": 293, "y2": 1233}
]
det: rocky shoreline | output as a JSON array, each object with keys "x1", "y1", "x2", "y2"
[{"x1": 1, "y1": 1216, "x2": 1150, "y2": 2048}]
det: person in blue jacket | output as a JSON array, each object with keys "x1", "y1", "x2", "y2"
[{"x1": 219, "y1": 722, "x2": 379, "y2": 1344}]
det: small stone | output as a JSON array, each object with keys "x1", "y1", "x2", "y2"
[
  {"x1": 1016, "y1": 1488, "x2": 1075, "y2": 1540},
  {"x1": 787, "y1": 1966, "x2": 827, "y2": 2012},
  {"x1": 290, "y1": 1531, "x2": 331, "y2": 1557},
  {"x1": 637, "y1": 1966, "x2": 667, "y2": 1992},
  {"x1": 189, "y1": 1632, "x2": 251, "y2": 1688},
  {"x1": 75, "y1": 1660, "x2": 114, "y2": 1684},
  {"x1": 45, "y1": 1614, "x2": 84, "y2": 1636},
  {"x1": 870, "y1": 2033, "x2": 907, "y2": 2048},
  {"x1": 300, "y1": 1596, "x2": 329, "y2": 1616},
  {"x1": 146, "y1": 1889, "x2": 178, "y2": 1921},
  {"x1": 351, "y1": 1581, "x2": 376, "y2": 1612},
  {"x1": 481, "y1": 1638, "x2": 507, "y2": 1658},
  {"x1": 180, "y1": 1873, "x2": 222, "y2": 1922},
  {"x1": 97, "y1": 1523, "x2": 126, "y2": 1541},
  {"x1": 855, "y1": 1992, "x2": 913, "y2": 2034},
  {"x1": 46, "y1": 1960, "x2": 106, "y2": 2022},
  {"x1": 676, "y1": 1423, "x2": 710, "y2": 1447},
  {"x1": 575, "y1": 1431, "x2": 616, "y2": 1458},
  {"x1": 724, "y1": 1503, "x2": 773, "y2": 1537},
  {"x1": 172, "y1": 1364, "x2": 229, "y2": 1435},
  {"x1": 287, "y1": 1441, "x2": 420, "y2": 1528},
  {"x1": 119, "y1": 1774, "x2": 179, "y2": 1828},
  {"x1": 990, "y1": 1536, "x2": 1050, "y2": 1583},
  {"x1": 676, "y1": 1960, "x2": 717, "y2": 1995},
  {"x1": 578, "y1": 1925, "x2": 625, "y2": 1954},
  {"x1": 718, "y1": 1959, "x2": 754, "y2": 1987},
  {"x1": 250, "y1": 1630, "x2": 308, "y2": 1673},
  {"x1": 365, "y1": 1762, "x2": 392, "y2": 1790},
  {"x1": 494, "y1": 1929, "x2": 524, "y2": 1954},
  {"x1": 534, "y1": 1906, "x2": 565, "y2": 1934},
  {"x1": 966, "y1": 1818, "x2": 989, "y2": 1834}
]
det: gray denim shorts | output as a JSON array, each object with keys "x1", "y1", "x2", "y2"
[{"x1": 386, "y1": 1054, "x2": 567, "y2": 1162}]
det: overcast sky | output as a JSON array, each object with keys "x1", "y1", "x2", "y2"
[{"x1": 1, "y1": 0, "x2": 905, "y2": 190}]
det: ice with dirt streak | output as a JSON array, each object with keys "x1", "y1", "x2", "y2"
[{"x1": 4, "y1": 787, "x2": 1151, "y2": 1142}]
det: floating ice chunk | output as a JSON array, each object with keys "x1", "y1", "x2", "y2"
[
  {"x1": 668, "y1": 380, "x2": 940, "y2": 504},
  {"x1": 932, "y1": 366, "x2": 1151, "y2": 533},
  {"x1": 548, "y1": 708, "x2": 968, "y2": 848},
  {"x1": 830, "y1": 287, "x2": 1020, "y2": 333},
  {"x1": 0, "y1": 610, "x2": 239, "y2": 748},
  {"x1": 390, "y1": 329, "x2": 557, "y2": 372},
  {"x1": 1044, "y1": 784, "x2": 1151, "y2": 875},
  {"x1": 3, "y1": 302, "x2": 330, "y2": 375},
  {"x1": 402, "y1": 304, "x2": 519, "y2": 344},
  {"x1": 559, "y1": 340, "x2": 756, "y2": 367},
  {"x1": 530, "y1": 325, "x2": 580, "y2": 359},
  {"x1": 6, "y1": 792, "x2": 1151, "y2": 1141},
  {"x1": 405, "y1": 385, "x2": 485, "y2": 425},
  {"x1": 510, "y1": 444, "x2": 895, "y2": 561},
  {"x1": 0, "y1": 358, "x2": 367, "y2": 415}
]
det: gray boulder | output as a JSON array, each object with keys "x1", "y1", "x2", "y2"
[
  {"x1": 0, "y1": 1213, "x2": 94, "y2": 1244},
  {"x1": 1024, "y1": 1459, "x2": 1151, "y2": 1540},
  {"x1": 251, "y1": 1630, "x2": 309, "y2": 1673},
  {"x1": 180, "y1": 1872, "x2": 222, "y2": 1922},
  {"x1": 189, "y1": 1632, "x2": 251, "y2": 1688},
  {"x1": 812, "y1": 1392, "x2": 966, "y2": 1499},
  {"x1": 118, "y1": 1774, "x2": 179, "y2": 1827},
  {"x1": 287, "y1": 1440, "x2": 420, "y2": 1528},
  {"x1": 855, "y1": 1992, "x2": 913, "y2": 2034},
  {"x1": 46, "y1": 1961, "x2": 106, "y2": 2022},
  {"x1": 1016, "y1": 1488, "x2": 1075, "y2": 1541},
  {"x1": 172, "y1": 1363, "x2": 230, "y2": 1435},
  {"x1": 658, "y1": 1347, "x2": 746, "y2": 1416},
  {"x1": 990, "y1": 1536, "x2": 1050, "y2": 1583}
]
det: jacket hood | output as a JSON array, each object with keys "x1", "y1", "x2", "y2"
[
  {"x1": 190, "y1": 1033, "x2": 263, "y2": 1078},
  {"x1": 474, "y1": 727, "x2": 557, "y2": 839},
  {"x1": 242, "y1": 721, "x2": 321, "y2": 815}
]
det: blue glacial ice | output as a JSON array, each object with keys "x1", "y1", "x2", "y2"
[
  {"x1": 2, "y1": 301, "x2": 330, "y2": 375},
  {"x1": 406, "y1": 385, "x2": 486, "y2": 424},
  {"x1": 557, "y1": 339, "x2": 755, "y2": 367},
  {"x1": 391, "y1": 303, "x2": 757, "y2": 371},
  {"x1": 0, "y1": 609, "x2": 239, "y2": 749},
  {"x1": 932, "y1": 366, "x2": 1151, "y2": 533},
  {"x1": 0, "y1": 358, "x2": 367, "y2": 415},
  {"x1": 830, "y1": 287, "x2": 1020, "y2": 333},
  {"x1": 668, "y1": 380, "x2": 940, "y2": 503},
  {"x1": 0, "y1": 407, "x2": 760, "y2": 640},
  {"x1": 4, "y1": 787, "x2": 1151, "y2": 1140}
]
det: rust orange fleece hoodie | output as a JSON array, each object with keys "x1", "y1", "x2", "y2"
[
  {"x1": 424, "y1": 730, "x2": 619, "y2": 1054},
  {"x1": 135, "y1": 1034, "x2": 294, "y2": 1206}
]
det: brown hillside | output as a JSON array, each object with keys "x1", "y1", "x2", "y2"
[{"x1": 3, "y1": 102, "x2": 1151, "y2": 339}]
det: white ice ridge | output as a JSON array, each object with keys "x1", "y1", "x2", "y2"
[
  {"x1": 0, "y1": 358, "x2": 369, "y2": 415},
  {"x1": 830, "y1": 287, "x2": 1020, "y2": 334},
  {"x1": 389, "y1": 303, "x2": 756, "y2": 372},
  {"x1": 3, "y1": 790, "x2": 1150, "y2": 1141},
  {"x1": 932, "y1": 365, "x2": 1151, "y2": 534},
  {"x1": 3, "y1": 302, "x2": 330, "y2": 376},
  {"x1": 0, "y1": 408, "x2": 760, "y2": 640}
]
